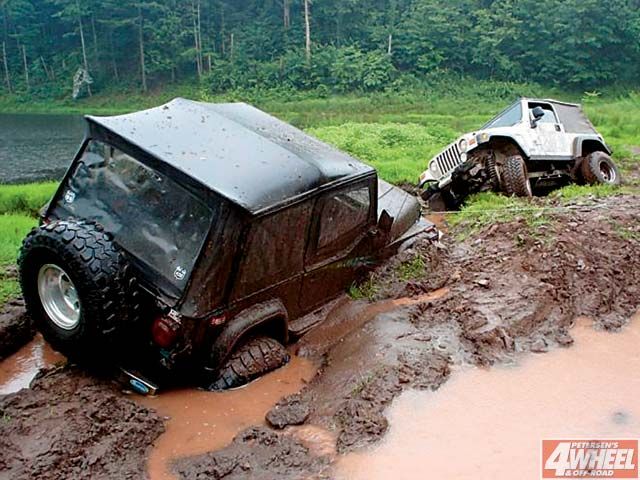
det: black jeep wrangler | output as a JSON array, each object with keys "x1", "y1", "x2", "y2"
[{"x1": 19, "y1": 99, "x2": 436, "y2": 392}]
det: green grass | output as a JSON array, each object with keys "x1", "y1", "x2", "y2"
[
  {"x1": 348, "y1": 278, "x2": 379, "y2": 301},
  {"x1": 448, "y1": 192, "x2": 546, "y2": 238},
  {"x1": 0, "y1": 214, "x2": 37, "y2": 306},
  {"x1": 397, "y1": 256, "x2": 427, "y2": 281},
  {"x1": 0, "y1": 182, "x2": 58, "y2": 216},
  {"x1": 555, "y1": 183, "x2": 631, "y2": 201},
  {"x1": 0, "y1": 215, "x2": 37, "y2": 265},
  {"x1": 309, "y1": 123, "x2": 456, "y2": 184}
]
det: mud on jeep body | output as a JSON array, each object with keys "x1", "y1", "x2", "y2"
[
  {"x1": 18, "y1": 98, "x2": 436, "y2": 392},
  {"x1": 419, "y1": 98, "x2": 620, "y2": 210}
]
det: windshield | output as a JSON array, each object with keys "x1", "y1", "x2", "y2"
[
  {"x1": 482, "y1": 102, "x2": 523, "y2": 129},
  {"x1": 53, "y1": 140, "x2": 212, "y2": 295}
]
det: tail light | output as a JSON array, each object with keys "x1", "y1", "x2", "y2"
[{"x1": 151, "y1": 315, "x2": 181, "y2": 348}]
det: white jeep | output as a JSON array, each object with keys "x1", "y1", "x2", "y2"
[{"x1": 418, "y1": 98, "x2": 621, "y2": 210}]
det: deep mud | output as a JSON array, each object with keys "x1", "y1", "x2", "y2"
[
  {"x1": 0, "y1": 366, "x2": 164, "y2": 480},
  {"x1": 1, "y1": 194, "x2": 638, "y2": 480},
  {"x1": 176, "y1": 193, "x2": 640, "y2": 479},
  {"x1": 173, "y1": 426, "x2": 332, "y2": 480}
]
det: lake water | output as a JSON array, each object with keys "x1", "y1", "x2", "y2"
[{"x1": 0, "y1": 114, "x2": 85, "y2": 183}]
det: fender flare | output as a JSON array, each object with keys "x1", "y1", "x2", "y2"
[
  {"x1": 482, "y1": 135, "x2": 530, "y2": 158},
  {"x1": 207, "y1": 298, "x2": 289, "y2": 370},
  {"x1": 573, "y1": 136, "x2": 612, "y2": 157}
]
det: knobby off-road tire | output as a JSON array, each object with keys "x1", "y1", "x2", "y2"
[
  {"x1": 18, "y1": 220, "x2": 139, "y2": 365},
  {"x1": 580, "y1": 151, "x2": 621, "y2": 186},
  {"x1": 501, "y1": 155, "x2": 533, "y2": 198},
  {"x1": 208, "y1": 336, "x2": 290, "y2": 390}
]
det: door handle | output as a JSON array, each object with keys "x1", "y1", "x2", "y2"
[{"x1": 555, "y1": 124, "x2": 561, "y2": 132}]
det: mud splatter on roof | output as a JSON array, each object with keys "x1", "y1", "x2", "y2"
[{"x1": 87, "y1": 98, "x2": 374, "y2": 213}]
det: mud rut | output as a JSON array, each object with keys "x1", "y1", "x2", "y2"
[{"x1": 1, "y1": 194, "x2": 639, "y2": 480}]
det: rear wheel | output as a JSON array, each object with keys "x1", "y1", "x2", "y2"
[
  {"x1": 501, "y1": 155, "x2": 532, "y2": 198},
  {"x1": 18, "y1": 220, "x2": 139, "y2": 365},
  {"x1": 207, "y1": 336, "x2": 290, "y2": 391},
  {"x1": 581, "y1": 151, "x2": 621, "y2": 186}
]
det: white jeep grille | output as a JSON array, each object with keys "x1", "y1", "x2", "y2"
[{"x1": 435, "y1": 143, "x2": 463, "y2": 176}]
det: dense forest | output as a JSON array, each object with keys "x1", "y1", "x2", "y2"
[{"x1": 1, "y1": 0, "x2": 639, "y2": 98}]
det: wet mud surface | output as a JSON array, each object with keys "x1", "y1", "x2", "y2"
[
  {"x1": 0, "y1": 366, "x2": 164, "y2": 480},
  {"x1": 176, "y1": 194, "x2": 640, "y2": 478},
  {"x1": 0, "y1": 298, "x2": 33, "y2": 362},
  {"x1": 0, "y1": 194, "x2": 638, "y2": 480},
  {"x1": 0, "y1": 334, "x2": 63, "y2": 395},
  {"x1": 337, "y1": 315, "x2": 640, "y2": 479},
  {"x1": 139, "y1": 355, "x2": 318, "y2": 480}
]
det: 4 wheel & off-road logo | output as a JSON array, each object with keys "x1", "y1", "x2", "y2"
[{"x1": 542, "y1": 440, "x2": 638, "y2": 478}]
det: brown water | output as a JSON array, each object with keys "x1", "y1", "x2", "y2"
[
  {"x1": 0, "y1": 335, "x2": 64, "y2": 394},
  {"x1": 337, "y1": 315, "x2": 640, "y2": 480},
  {"x1": 139, "y1": 354, "x2": 318, "y2": 480}
]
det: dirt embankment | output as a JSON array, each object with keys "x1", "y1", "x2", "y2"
[
  {"x1": 0, "y1": 366, "x2": 164, "y2": 480},
  {"x1": 177, "y1": 194, "x2": 640, "y2": 478},
  {"x1": 0, "y1": 298, "x2": 33, "y2": 361}
]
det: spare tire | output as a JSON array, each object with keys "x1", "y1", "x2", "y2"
[
  {"x1": 580, "y1": 151, "x2": 621, "y2": 186},
  {"x1": 501, "y1": 155, "x2": 532, "y2": 198},
  {"x1": 18, "y1": 220, "x2": 139, "y2": 364},
  {"x1": 207, "y1": 336, "x2": 290, "y2": 391}
]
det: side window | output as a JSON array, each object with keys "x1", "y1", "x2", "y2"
[
  {"x1": 233, "y1": 202, "x2": 312, "y2": 298},
  {"x1": 529, "y1": 103, "x2": 557, "y2": 124},
  {"x1": 317, "y1": 185, "x2": 371, "y2": 250}
]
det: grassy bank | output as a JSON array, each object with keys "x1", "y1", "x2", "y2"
[{"x1": 0, "y1": 183, "x2": 53, "y2": 305}]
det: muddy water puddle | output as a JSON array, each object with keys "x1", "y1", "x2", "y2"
[
  {"x1": 0, "y1": 334, "x2": 64, "y2": 394},
  {"x1": 337, "y1": 315, "x2": 640, "y2": 480},
  {"x1": 139, "y1": 354, "x2": 318, "y2": 480}
]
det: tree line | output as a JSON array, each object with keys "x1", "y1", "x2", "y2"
[{"x1": 1, "y1": 0, "x2": 639, "y2": 98}]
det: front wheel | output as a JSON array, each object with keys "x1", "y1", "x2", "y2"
[
  {"x1": 501, "y1": 155, "x2": 533, "y2": 198},
  {"x1": 206, "y1": 336, "x2": 290, "y2": 390},
  {"x1": 18, "y1": 220, "x2": 138, "y2": 365},
  {"x1": 581, "y1": 151, "x2": 621, "y2": 186}
]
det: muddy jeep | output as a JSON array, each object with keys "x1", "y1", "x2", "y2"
[
  {"x1": 419, "y1": 98, "x2": 620, "y2": 209},
  {"x1": 18, "y1": 99, "x2": 435, "y2": 392}
]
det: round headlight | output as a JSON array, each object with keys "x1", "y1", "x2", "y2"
[{"x1": 458, "y1": 139, "x2": 468, "y2": 152}]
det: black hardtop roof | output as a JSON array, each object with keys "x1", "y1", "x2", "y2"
[{"x1": 86, "y1": 98, "x2": 374, "y2": 213}]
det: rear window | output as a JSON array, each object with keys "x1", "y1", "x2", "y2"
[{"x1": 53, "y1": 140, "x2": 213, "y2": 294}]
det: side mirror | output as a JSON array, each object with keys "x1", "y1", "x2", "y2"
[
  {"x1": 531, "y1": 106, "x2": 545, "y2": 127},
  {"x1": 378, "y1": 209, "x2": 394, "y2": 234}
]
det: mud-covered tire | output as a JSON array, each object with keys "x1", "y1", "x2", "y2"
[
  {"x1": 18, "y1": 220, "x2": 138, "y2": 364},
  {"x1": 423, "y1": 188, "x2": 459, "y2": 212},
  {"x1": 207, "y1": 336, "x2": 290, "y2": 391},
  {"x1": 501, "y1": 155, "x2": 532, "y2": 197},
  {"x1": 580, "y1": 151, "x2": 621, "y2": 186}
]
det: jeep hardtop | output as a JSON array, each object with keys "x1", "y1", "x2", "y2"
[
  {"x1": 18, "y1": 98, "x2": 436, "y2": 391},
  {"x1": 419, "y1": 98, "x2": 620, "y2": 209}
]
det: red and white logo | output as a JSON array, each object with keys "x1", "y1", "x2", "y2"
[{"x1": 542, "y1": 440, "x2": 639, "y2": 479}]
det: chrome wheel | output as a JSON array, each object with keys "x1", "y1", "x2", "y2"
[
  {"x1": 37, "y1": 264, "x2": 81, "y2": 330},
  {"x1": 599, "y1": 161, "x2": 616, "y2": 183}
]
